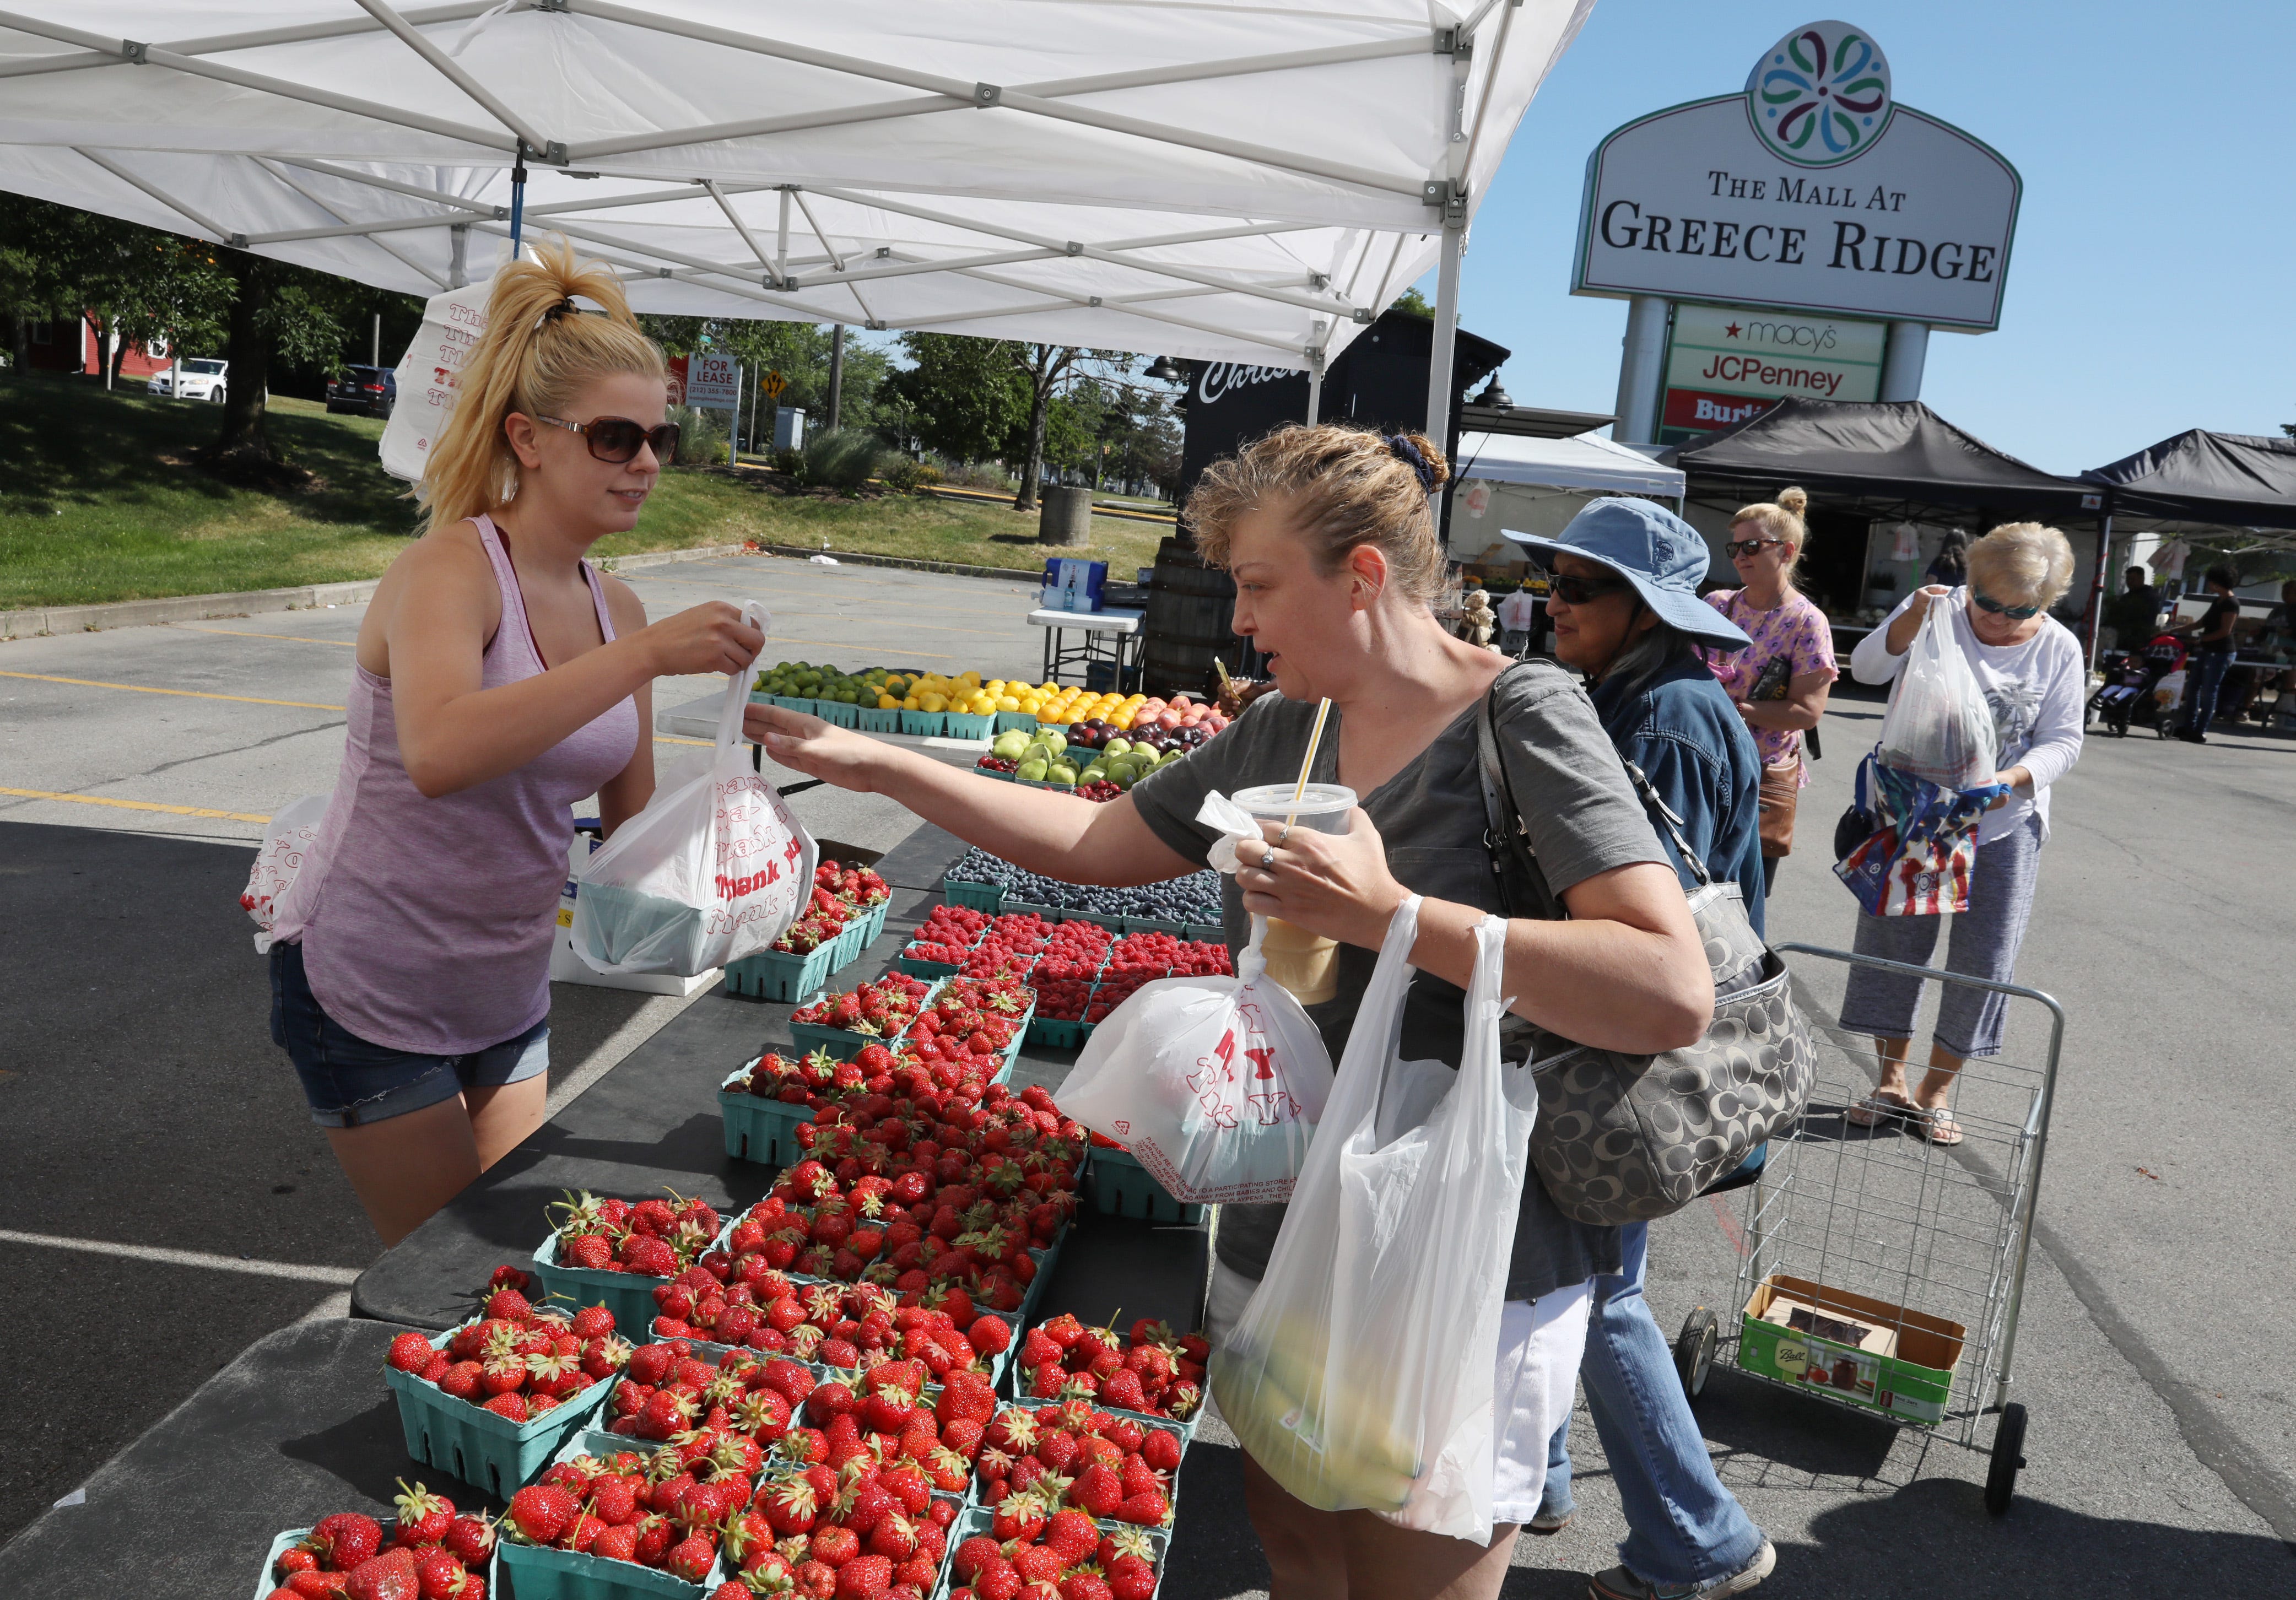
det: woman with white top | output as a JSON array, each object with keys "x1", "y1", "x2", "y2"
[{"x1": 1839, "y1": 522, "x2": 2086, "y2": 1144}]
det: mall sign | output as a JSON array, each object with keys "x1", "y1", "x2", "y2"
[{"x1": 1656, "y1": 302, "x2": 1885, "y2": 445}]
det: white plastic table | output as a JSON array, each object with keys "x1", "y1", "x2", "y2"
[{"x1": 1028, "y1": 606, "x2": 1143, "y2": 690}]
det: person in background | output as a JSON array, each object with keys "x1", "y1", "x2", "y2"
[
  {"x1": 2102, "y1": 563, "x2": 2164, "y2": 650},
  {"x1": 2172, "y1": 564, "x2": 2242, "y2": 742},
  {"x1": 1700, "y1": 487, "x2": 1836, "y2": 895},
  {"x1": 1498, "y1": 583, "x2": 1542, "y2": 657},
  {"x1": 265, "y1": 241, "x2": 763, "y2": 1245},
  {"x1": 1841, "y1": 523, "x2": 2085, "y2": 1144},
  {"x1": 1924, "y1": 527, "x2": 1970, "y2": 589},
  {"x1": 1504, "y1": 501, "x2": 1776, "y2": 1600}
]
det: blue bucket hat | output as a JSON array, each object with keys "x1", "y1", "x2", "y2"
[{"x1": 1503, "y1": 498, "x2": 1751, "y2": 651}]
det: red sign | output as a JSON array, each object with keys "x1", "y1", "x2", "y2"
[{"x1": 1661, "y1": 388, "x2": 1778, "y2": 433}]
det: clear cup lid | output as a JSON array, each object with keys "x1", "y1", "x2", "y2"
[{"x1": 1231, "y1": 782, "x2": 1357, "y2": 817}]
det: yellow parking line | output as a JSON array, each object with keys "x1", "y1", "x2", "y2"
[
  {"x1": 0, "y1": 786, "x2": 273, "y2": 824},
  {"x1": 0, "y1": 671, "x2": 344, "y2": 712},
  {"x1": 172, "y1": 624, "x2": 358, "y2": 647}
]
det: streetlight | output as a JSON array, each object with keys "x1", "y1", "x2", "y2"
[
  {"x1": 1473, "y1": 375, "x2": 1513, "y2": 409},
  {"x1": 1143, "y1": 354, "x2": 1182, "y2": 385}
]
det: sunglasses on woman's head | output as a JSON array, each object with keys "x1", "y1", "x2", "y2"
[
  {"x1": 1542, "y1": 569, "x2": 1635, "y2": 606},
  {"x1": 1725, "y1": 537, "x2": 1784, "y2": 558},
  {"x1": 1970, "y1": 588, "x2": 2041, "y2": 620},
  {"x1": 535, "y1": 414, "x2": 679, "y2": 464}
]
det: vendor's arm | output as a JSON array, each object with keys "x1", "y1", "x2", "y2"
[
  {"x1": 593, "y1": 576, "x2": 656, "y2": 836},
  {"x1": 1238, "y1": 816, "x2": 1711, "y2": 1055},
  {"x1": 749, "y1": 704, "x2": 1200, "y2": 887},
  {"x1": 380, "y1": 527, "x2": 764, "y2": 798}
]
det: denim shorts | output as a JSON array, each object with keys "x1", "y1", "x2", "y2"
[{"x1": 269, "y1": 940, "x2": 549, "y2": 1128}]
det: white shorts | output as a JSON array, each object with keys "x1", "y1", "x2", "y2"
[{"x1": 1205, "y1": 1260, "x2": 1591, "y2": 1528}]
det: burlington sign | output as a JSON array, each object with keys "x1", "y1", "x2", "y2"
[{"x1": 1573, "y1": 20, "x2": 2021, "y2": 331}]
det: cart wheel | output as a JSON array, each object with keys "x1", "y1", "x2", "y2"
[
  {"x1": 1984, "y1": 1402, "x2": 2027, "y2": 1516},
  {"x1": 2156, "y1": 716, "x2": 2178, "y2": 740},
  {"x1": 1674, "y1": 1306, "x2": 1719, "y2": 1398}
]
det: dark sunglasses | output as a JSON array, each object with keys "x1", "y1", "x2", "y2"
[
  {"x1": 1541, "y1": 568, "x2": 1635, "y2": 606},
  {"x1": 1725, "y1": 537, "x2": 1784, "y2": 558},
  {"x1": 1970, "y1": 588, "x2": 2041, "y2": 620},
  {"x1": 536, "y1": 414, "x2": 679, "y2": 464}
]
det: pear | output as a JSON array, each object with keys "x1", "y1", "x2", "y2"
[{"x1": 1017, "y1": 759, "x2": 1049, "y2": 782}]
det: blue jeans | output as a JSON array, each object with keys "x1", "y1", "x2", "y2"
[
  {"x1": 1542, "y1": 1223, "x2": 1765, "y2": 1586},
  {"x1": 2184, "y1": 647, "x2": 2234, "y2": 736}
]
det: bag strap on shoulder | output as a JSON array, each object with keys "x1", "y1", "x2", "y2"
[{"x1": 1474, "y1": 663, "x2": 1560, "y2": 922}]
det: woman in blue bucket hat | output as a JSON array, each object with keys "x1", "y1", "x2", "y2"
[{"x1": 1502, "y1": 498, "x2": 1778, "y2": 1600}]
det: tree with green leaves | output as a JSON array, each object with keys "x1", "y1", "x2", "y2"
[{"x1": 879, "y1": 332, "x2": 1028, "y2": 468}]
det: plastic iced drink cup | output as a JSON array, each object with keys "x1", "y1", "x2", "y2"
[{"x1": 1233, "y1": 783, "x2": 1358, "y2": 1004}]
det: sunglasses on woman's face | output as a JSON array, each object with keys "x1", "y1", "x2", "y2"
[
  {"x1": 1970, "y1": 588, "x2": 2041, "y2": 620},
  {"x1": 535, "y1": 414, "x2": 679, "y2": 464},
  {"x1": 1542, "y1": 569, "x2": 1635, "y2": 606},
  {"x1": 1725, "y1": 537, "x2": 1784, "y2": 559}
]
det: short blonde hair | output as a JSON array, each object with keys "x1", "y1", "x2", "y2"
[
  {"x1": 1968, "y1": 522, "x2": 2076, "y2": 608},
  {"x1": 1731, "y1": 486, "x2": 1809, "y2": 582},
  {"x1": 419, "y1": 235, "x2": 666, "y2": 533},
  {"x1": 1186, "y1": 423, "x2": 1454, "y2": 607}
]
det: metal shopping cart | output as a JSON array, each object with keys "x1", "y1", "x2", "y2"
[{"x1": 1668, "y1": 945, "x2": 2066, "y2": 1516}]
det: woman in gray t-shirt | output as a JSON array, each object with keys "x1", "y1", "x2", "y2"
[{"x1": 749, "y1": 424, "x2": 1712, "y2": 1599}]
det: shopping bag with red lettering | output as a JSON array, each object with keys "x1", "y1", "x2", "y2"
[
  {"x1": 1056, "y1": 909, "x2": 1333, "y2": 1204},
  {"x1": 570, "y1": 603, "x2": 815, "y2": 974},
  {"x1": 239, "y1": 792, "x2": 334, "y2": 953}
]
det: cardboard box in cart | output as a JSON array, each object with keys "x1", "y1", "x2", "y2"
[{"x1": 1737, "y1": 1274, "x2": 1965, "y2": 1426}]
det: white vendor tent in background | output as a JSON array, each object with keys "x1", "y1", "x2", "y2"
[
  {"x1": 1447, "y1": 428, "x2": 1683, "y2": 560},
  {"x1": 0, "y1": 0, "x2": 1597, "y2": 391}
]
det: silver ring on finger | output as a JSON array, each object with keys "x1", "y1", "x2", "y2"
[
  {"x1": 1276, "y1": 824, "x2": 1291, "y2": 845},
  {"x1": 1259, "y1": 847, "x2": 1277, "y2": 871}
]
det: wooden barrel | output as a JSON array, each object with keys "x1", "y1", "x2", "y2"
[{"x1": 1142, "y1": 537, "x2": 1257, "y2": 697}]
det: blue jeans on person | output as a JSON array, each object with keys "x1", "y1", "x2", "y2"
[
  {"x1": 1541, "y1": 1222, "x2": 1766, "y2": 1587},
  {"x1": 2184, "y1": 647, "x2": 2234, "y2": 736}
]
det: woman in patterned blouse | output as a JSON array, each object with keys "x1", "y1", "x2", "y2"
[{"x1": 1701, "y1": 486, "x2": 1838, "y2": 895}]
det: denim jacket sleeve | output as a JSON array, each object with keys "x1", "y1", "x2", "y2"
[{"x1": 1618, "y1": 723, "x2": 1768, "y2": 938}]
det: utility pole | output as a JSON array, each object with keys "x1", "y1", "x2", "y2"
[
  {"x1": 826, "y1": 324, "x2": 845, "y2": 432},
  {"x1": 371, "y1": 312, "x2": 381, "y2": 367}
]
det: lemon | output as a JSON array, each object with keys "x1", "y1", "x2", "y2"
[
  {"x1": 997, "y1": 695, "x2": 1020, "y2": 711},
  {"x1": 877, "y1": 694, "x2": 898, "y2": 710},
  {"x1": 902, "y1": 696, "x2": 921, "y2": 710}
]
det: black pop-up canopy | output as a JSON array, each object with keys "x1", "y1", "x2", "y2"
[
  {"x1": 2081, "y1": 431, "x2": 2296, "y2": 536},
  {"x1": 1672, "y1": 398, "x2": 2099, "y2": 519}
]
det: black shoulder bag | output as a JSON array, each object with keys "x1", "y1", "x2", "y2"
[{"x1": 1474, "y1": 663, "x2": 1816, "y2": 1225}]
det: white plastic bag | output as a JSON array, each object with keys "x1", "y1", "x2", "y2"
[
  {"x1": 240, "y1": 793, "x2": 333, "y2": 954},
  {"x1": 1057, "y1": 912, "x2": 1332, "y2": 1203},
  {"x1": 570, "y1": 604, "x2": 815, "y2": 975},
  {"x1": 1209, "y1": 899, "x2": 1537, "y2": 1543},
  {"x1": 1877, "y1": 596, "x2": 1997, "y2": 789},
  {"x1": 379, "y1": 269, "x2": 495, "y2": 484}
]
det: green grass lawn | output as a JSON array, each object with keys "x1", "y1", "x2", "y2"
[{"x1": 0, "y1": 377, "x2": 1164, "y2": 610}]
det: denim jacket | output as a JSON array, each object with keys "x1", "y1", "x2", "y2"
[{"x1": 1589, "y1": 654, "x2": 1768, "y2": 937}]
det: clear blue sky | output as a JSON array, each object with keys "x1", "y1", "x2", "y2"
[{"x1": 1440, "y1": 1, "x2": 2295, "y2": 473}]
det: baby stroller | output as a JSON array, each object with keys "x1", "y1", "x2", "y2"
[{"x1": 2087, "y1": 633, "x2": 2186, "y2": 737}]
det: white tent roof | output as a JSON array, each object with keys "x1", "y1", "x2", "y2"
[
  {"x1": 0, "y1": 0, "x2": 1595, "y2": 367},
  {"x1": 1454, "y1": 429, "x2": 1683, "y2": 497}
]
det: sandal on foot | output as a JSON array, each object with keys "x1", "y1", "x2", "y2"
[
  {"x1": 1920, "y1": 1109, "x2": 1964, "y2": 1146},
  {"x1": 1846, "y1": 1090, "x2": 1916, "y2": 1128}
]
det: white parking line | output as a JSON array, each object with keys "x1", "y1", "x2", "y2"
[{"x1": 0, "y1": 1229, "x2": 361, "y2": 1285}]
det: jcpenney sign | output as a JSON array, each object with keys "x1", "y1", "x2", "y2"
[{"x1": 1573, "y1": 21, "x2": 2021, "y2": 331}]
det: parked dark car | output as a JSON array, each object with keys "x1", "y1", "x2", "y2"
[{"x1": 327, "y1": 365, "x2": 396, "y2": 418}]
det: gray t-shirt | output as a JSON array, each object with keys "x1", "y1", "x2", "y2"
[{"x1": 1128, "y1": 660, "x2": 1667, "y2": 1301}]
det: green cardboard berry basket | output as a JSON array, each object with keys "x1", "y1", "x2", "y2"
[
  {"x1": 1183, "y1": 921, "x2": 1227, "y2": 945},
  {"x1": 1025, "y1": 1014, "x2": 1088, "y2": 1050},
  {"x1": 857, "y1": 706, "x2": 903, "y2": 733},
  {"x1": 381, "y1": 1323, "x2": 613, "y2": 1500},
  {"x1": 932, "y1": 1506, "x2": 1169, "y2": 1600},
  {"x1": 811, "y1": 699, "x2": 861, "y2": 728},
  {"x1": 718, "y1": 1063, "x2": 823, "y2": 1166},
  {"x1": 899, "y1": 709, "x2": 948, "y2": 737},
  {"x1": 260, "y1": 1527, "x2": 502, "y2": 1600},
  {"x1": 942, "y1": 878, "x2": 1004, "y2": 913},
  {"x1": 992, "y1": 711, "x2": 1038, "y2": 734},
  {"x1": 995, "y1": 1355, "x2": 1203, "y2": 1449},
  {"x1": 721, "y1": 938, "x2": 840, "y2": 1003},
  {"x1": 495, "y1": 1430, "x2": 726, "y2": 1600},
  {"x1": 973, "y1": 763, "x2": 1018, "y2": 782},
  {"x1": 895, "y1": 946, "x2": 964, "y2": 979},
  {"x1": 530, "y1": 1233, "x2": 684, "y2": 1342},
  {"x1": 1121, "y1": 915, "x2": 1190, "y2": 937},
  {"x1": 1087, "y1": 1144, "x2": 1207, "y2": 1225},
  {"x1": 943, "y1": 710, "x2": 995, "y2": 740}
]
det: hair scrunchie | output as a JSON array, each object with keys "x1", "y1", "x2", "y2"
[
  {"x1": 539, "y1": 296, "x2": 578, "y2": 326},
  {"x1": 1383, "y1": 432, "x2": 1436, "y2": 490}
]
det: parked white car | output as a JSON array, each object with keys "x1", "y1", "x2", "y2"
[{"x1": 148, "y1": 358, "x2": 228, "y2": 401}]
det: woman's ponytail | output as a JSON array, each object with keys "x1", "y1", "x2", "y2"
[{"x1": 418, "y1": 236, "x2": 666, "y2": 533}]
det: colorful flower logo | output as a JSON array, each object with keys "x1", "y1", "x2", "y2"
[{"x1": 1745, "y1": 20, "x2": 1893, "y2": 167}]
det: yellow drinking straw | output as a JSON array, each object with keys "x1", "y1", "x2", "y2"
[{"x1": 1285, "y1": 697, "x2": 1333, "y2": 830}]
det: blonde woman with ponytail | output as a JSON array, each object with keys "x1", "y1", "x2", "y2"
[
  {"x1": 1703, "y1": 486, "x2": 1837, "y2": 896},
  {"x1": 267, "y1": 240, "x2": 765, "y2": 1245}
]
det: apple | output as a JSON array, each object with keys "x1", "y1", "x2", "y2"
[{"x1": 1156, "y1": 710, "x2": 1182, "y2": 729}]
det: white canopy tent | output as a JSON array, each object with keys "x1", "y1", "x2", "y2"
[
  {"x1": 0, "y1": 0, "x2": 1597, "y2": 412},
  {"x1": 1447, "y1": 428, "x2": 1684, "y2": 560}
]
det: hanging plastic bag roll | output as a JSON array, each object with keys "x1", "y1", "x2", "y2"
[
  {"x1": 569, "y1": 601, "x2": 816, "y2": 975},
  {"x1": 1876, "y1": 596, "x2": 1998, "y2": 790},
  {"x1": 1210, "y1": 899, "x2": 1538, "y2": 1543},
  {"x1": 1052, "y1": 791, "x2": 1335, "y2": 1203}
]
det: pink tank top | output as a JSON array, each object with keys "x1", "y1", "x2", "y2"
[{"x1": 287, "y1": 516, "x2": 640, "y2": 1054}]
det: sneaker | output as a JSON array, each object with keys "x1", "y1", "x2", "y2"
[
  {"x1": 1587, "y1": 1539, "x2": 1776, "y2": 1600},
  {"x1": 1527, "y1": 1502, "x2": 1575, "y2": 1535}
]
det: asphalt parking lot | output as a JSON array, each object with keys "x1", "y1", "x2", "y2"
[{"x1": 2, "y1": 555, "x2": 2291, "y2": 1588}]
